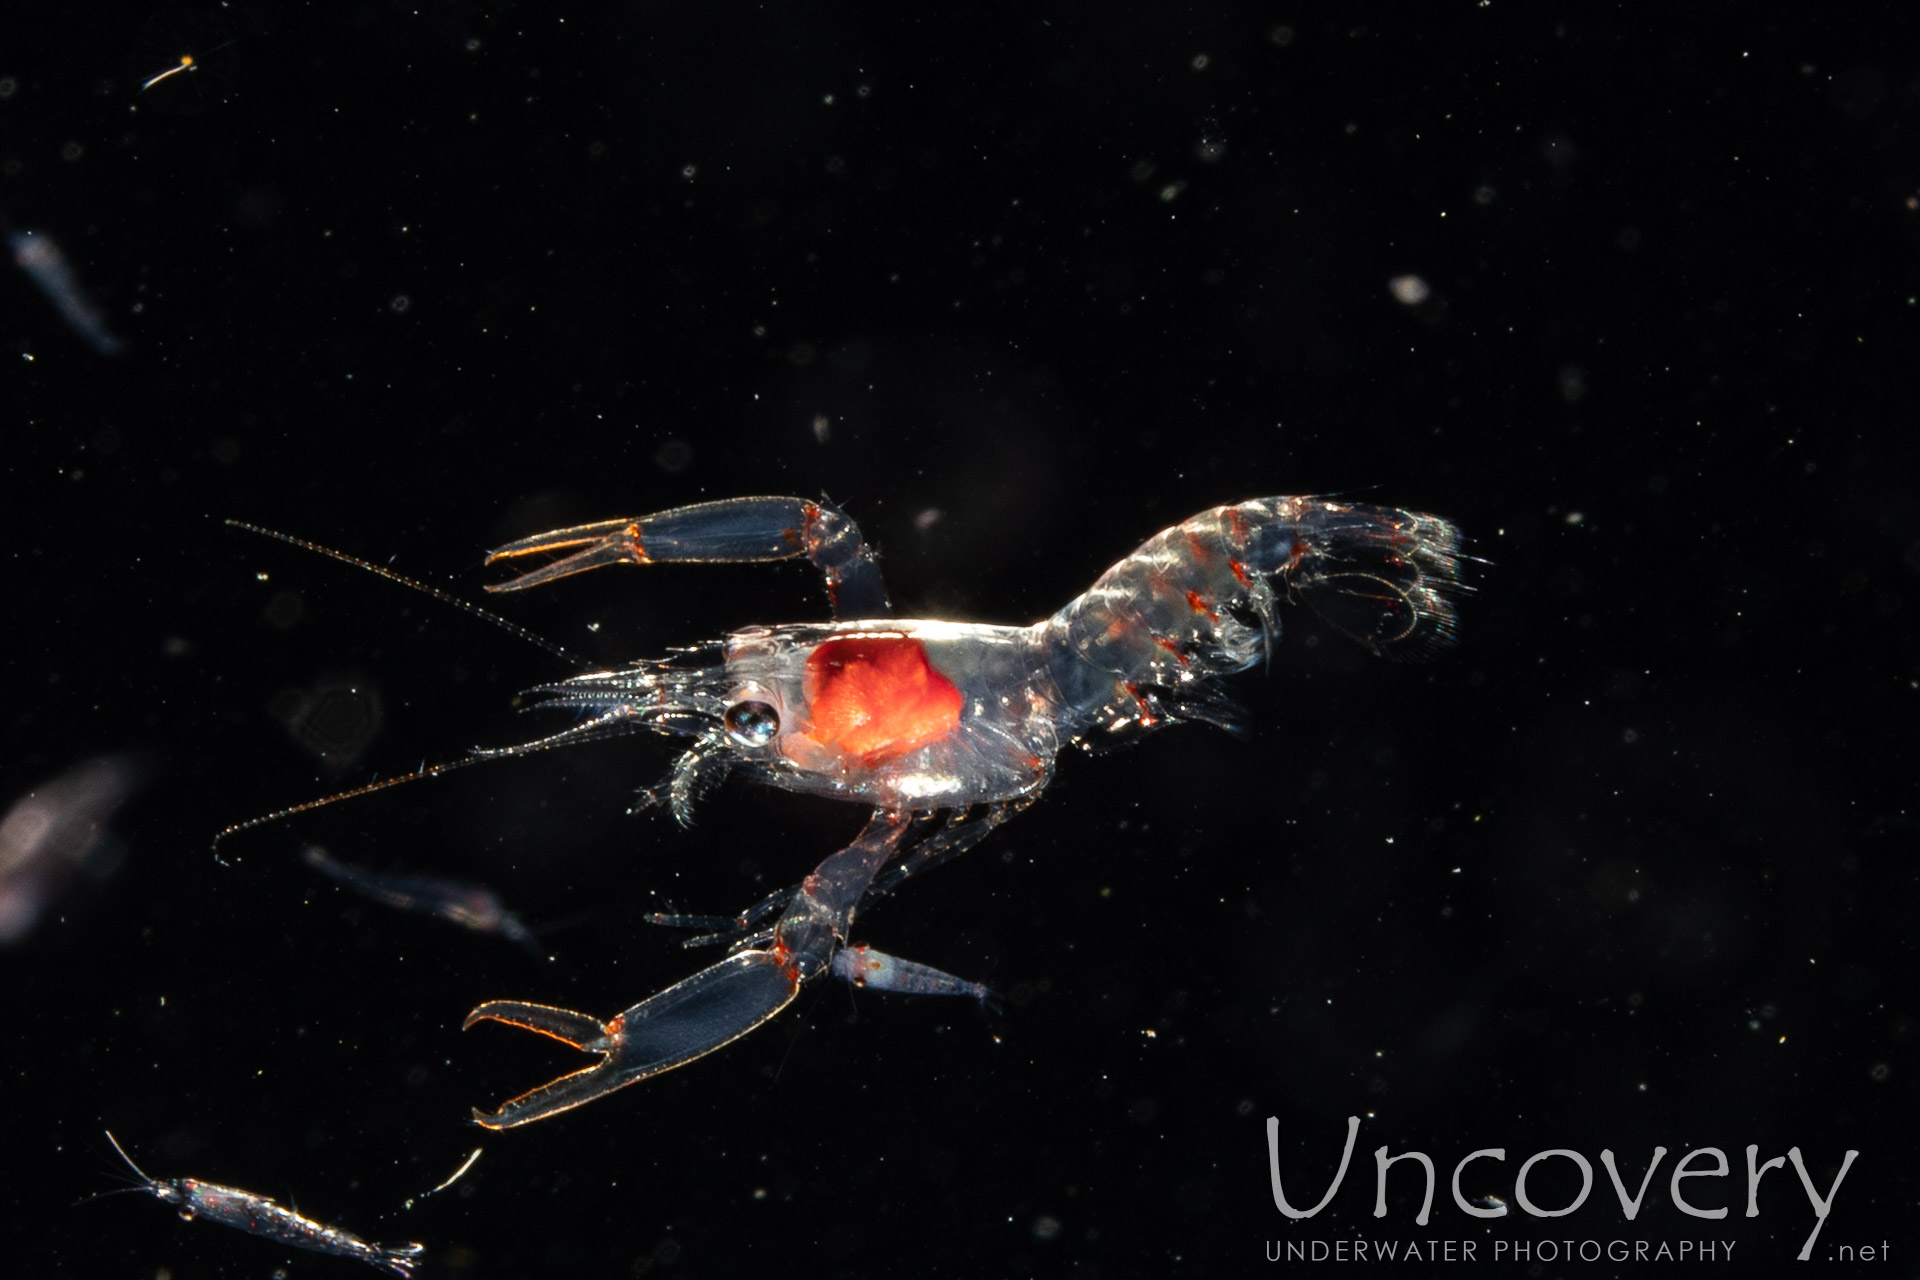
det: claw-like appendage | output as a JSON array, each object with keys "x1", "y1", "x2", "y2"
[
  {"x1": 484, "y1": 519, "x2": 648, "y2": 593},
  {"x1": 481, "y1": 496, "x2": 889, "y2": 618},
  {"x1": 462, "y1": 1000, "x2": 609, "y2": 1049},
  {"x1": 464, "y1": 811, "x2": 908, "y2": 1127},
  {"x1": 463, "y1": 951, "x2": 805, "y2": 1128}
]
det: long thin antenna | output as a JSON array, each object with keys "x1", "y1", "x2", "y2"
[
  {"x1": 210, "y1": 706, "x2": 641, "y2": 861},
  {"x1": 224, "y1": 519, "x2": 585, "y2": 667},
  {"x1": 213, "y1": 756, "x2": 490, "y2": 862}
]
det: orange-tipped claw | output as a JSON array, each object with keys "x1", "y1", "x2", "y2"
[
  {"x1": 460, "y1": 813, "x2": 909, "y2": 1127},
  {"x1": 462, "y1": 1000, "x2": 609, "y2": 1050},
  {"x1": 484, "y1": 519, "x2": 648, "y2": 593},
  {"x1": 478, "y1": 498, "x2": 889, "y2": 617},
  {"x1": 462, "y1": 952, "x2": 804, "y2": 1128}
]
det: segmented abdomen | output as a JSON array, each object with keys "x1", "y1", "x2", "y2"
[{"x1": 1039, "y1": 498, "x2": 1466, "y2": 743}]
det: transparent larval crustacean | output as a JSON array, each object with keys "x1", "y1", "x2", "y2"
[
  {"x1": 92, "y1": 1132, "x2": 424, "y2": 1278},
  {"x1": 230, "y1": 495, "x2": 1467, "y2": 1130}
]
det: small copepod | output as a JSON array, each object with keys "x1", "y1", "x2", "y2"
[{"x1": 92, "y1": 1132, "x2": 425, "y2": 1278}]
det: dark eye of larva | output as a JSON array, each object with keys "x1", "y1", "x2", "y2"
[{"x1": 723, "y1": 700, "x2": 780, "y2": 748}]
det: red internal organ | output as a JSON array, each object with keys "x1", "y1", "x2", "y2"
[{"x1": 803, "y1": 636, "x2": 964, "y2": 763}]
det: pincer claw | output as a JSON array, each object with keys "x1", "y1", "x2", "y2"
[
  {"x1": 484, "y1": 519, "x2": 647, "y2": 593},
  {"x1": 462, "y1": 1000, "x2": 609, "y2": 1050},
  {"x1": 462, "y1": 951, "x2": 805, "y2": 1128}
]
